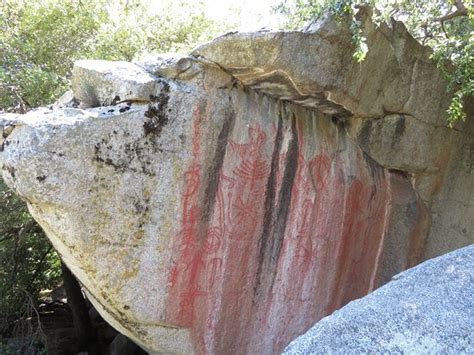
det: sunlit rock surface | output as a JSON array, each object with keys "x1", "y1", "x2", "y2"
[
  {"x1": 1, "y1": 10, "x2": 472, "y2": 354},
  {"x1": 284, "y1": 245, "x2": 474, "y2": 354}
]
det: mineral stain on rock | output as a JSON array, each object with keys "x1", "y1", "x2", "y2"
[
  {"x1": 36, "y1": 175, "x2": 47, "y2": 182},
  {"x1": 255, "y1": 113, "x2": 299, "y2": 299},
  {"x1": 200, "y1": 105, "x2": 236, "y2": 239},
  {"x1": 143, "y1": 82, "x2": 170, "y2": 137}
]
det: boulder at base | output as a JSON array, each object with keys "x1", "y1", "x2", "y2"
[{"x1": 284, "y1": 245, "x2": 474, "y2": 354}]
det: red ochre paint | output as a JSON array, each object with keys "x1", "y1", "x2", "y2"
[{"x1": 165, "y1": 109, "x2": 422, "y2": 354}]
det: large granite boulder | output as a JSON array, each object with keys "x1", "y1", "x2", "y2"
[
  {"x1": 0, "y1": 9, "x2": 472, "y2": 354},
  {"x1": 284, "y1": 244, "x2": 474, "y2": 354}
]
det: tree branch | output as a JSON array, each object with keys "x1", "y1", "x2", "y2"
[
  {"x1": 433, "y1": 0, "x2": 468, "y2": 22},
  {"x1": 0, "y1": 233, "x2": 17, "y2": 243},
  {"x1": 441, "y1": 21, "x2": 450, "y2": 39},
  {"x1": 26, "y1": 245, "x2": 53, "y2": 294}
]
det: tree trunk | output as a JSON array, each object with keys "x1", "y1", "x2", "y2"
[{"x1": 61, "y1": 261, "x2": 97, "y2": 353}]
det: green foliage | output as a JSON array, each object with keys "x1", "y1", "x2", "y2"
[
  {"x1": 273, "y1": 1, "x2": 369, "y2": 60},
  {"x1": 0, "y1": 343, "x2": 20, "y2": 355},
  {"x1": 0, "y1": 0, "x2": 106, "y2": 111},
  {"x1": 0, "y1": 178, "x2": 62, "y2": 337},
  {"x1": 1, "y1": 0, "x2": 106, "y2": 75},
  {"x1": 0, "y1": 0, "x2": 229, "y2": 112},
  {"x1": 274, "y1": 0, "x2": 473, "y2": 124},
  {"x1": 93, "y1": 0, "x2": 223, "y2": 61},
  {"x1": 274, "y1": 0, "x2": 347, "y2": 28},
  {"x1": 0, "y1": 64, "x2": 67, "y2": 109}
]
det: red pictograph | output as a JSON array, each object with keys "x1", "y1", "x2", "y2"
[
  {"x1": 229, "y1": 126, "x2": 266, "y2": 158},
  {"x1": 310, "y1": 153, "x2": 332, "y2": 191},
  {"x1": 230, "y1": 125, "x2": 269, "y2": 191},
  {"x1": 183, "y1": 165, "x2": 200, "y2": 198},
  {"x1": 165, "y1": 110, "x2": 394, "y2": 354},
  {"x1": 233, "y1": 158, "x2": 269, "y2": 182},
  {"x1": 232, "y1": 195, "x2": 258, "y2": 225},
  {"x1": 207, "y1": 258, "x2": 223, "y2": 291},
  {"x1": 166, "y1": 106, "x2": 207, "y2": 327},
  {"x1": 203, "y1": 227, "x2": 222, "y2": 254}
]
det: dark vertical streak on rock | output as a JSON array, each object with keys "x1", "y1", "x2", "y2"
[
  {"x1": 200, "y1": 105, "x2": 236, "y2": 241},
  {"x1": 254, "y1": 109, "x2": 284, "y2": 297},
  {"x1": 255, "y1": 111, "x2": 299, "y2": 297},
  {"x1": 272, "y1": 115, "x2": 299, "y2": 268},
  {"x1": 362, "y1": 150, "x2": 384, "y2": 184},
  {"x1": 357, "y1": 120, "x2": 372, "y2": 152},
  {"x1": 392, "y1": 114, "x2": 406, "y2": 148}
]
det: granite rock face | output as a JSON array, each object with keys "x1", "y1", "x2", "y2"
[
  {"x1": 284, "y1": 245, "x2": 474, "y2": 354},
  {"x1": 0, "y1": 10, "x2": 472, "y2": 355}
]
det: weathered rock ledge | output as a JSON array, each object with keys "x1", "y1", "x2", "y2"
[{"x1": 1, "y1": 10, "x2": 472, "y2": 354}]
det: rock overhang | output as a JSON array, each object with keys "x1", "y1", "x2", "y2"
[{"x1": 0, "y1": 10, "x2": 473, "y2": 355}]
